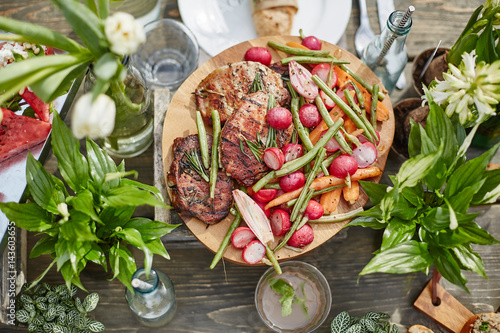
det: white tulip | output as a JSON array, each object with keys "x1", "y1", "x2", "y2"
[
  {"x1": 104, "y1": 12, "x2": 146, "y2": 56},
  {"x1": 71, "y1": 93, "x2": 116, "y2": 140}
]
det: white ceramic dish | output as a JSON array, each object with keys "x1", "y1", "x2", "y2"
[{"x1": 178, "y1": 0, "x2": 352, "y2": 57}]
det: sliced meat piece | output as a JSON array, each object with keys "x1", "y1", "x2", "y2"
[
  {"x1": 195, "y1": 61, "x2": 290, "y2": 125},
  {"x1": 220, "y1": 91, "x2": 293, "y2": 187},
  {"x1": 168, "y1": 134, "x2": 234, "y2": 224}
]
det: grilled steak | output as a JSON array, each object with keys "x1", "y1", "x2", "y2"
[
  {"x1": 220, "y1": 91, "x2": 293, "y2": 187},
  {"x1": 168, "y1": 134, "x2": 234, "y2": 224},
  {"x1": 195, "y1": 61, "x2": 290, "y2": 125}
]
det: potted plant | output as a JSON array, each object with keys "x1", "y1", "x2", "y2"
[{"x1": 0, "y1": 113, "x2": 179, "y2": 291}]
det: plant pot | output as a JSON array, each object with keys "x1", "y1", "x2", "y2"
[
  {"x1": 412, "y1": 47, "x2": 450, "y2": 96},
  {"x1": 391, "y1": 98, "x2": 429, "y2": 159}
]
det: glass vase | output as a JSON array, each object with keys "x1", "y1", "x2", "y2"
[{"x1": 84, "y1": 60, "x2": 154, "y2": 158}]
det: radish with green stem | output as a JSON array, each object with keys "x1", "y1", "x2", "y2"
[{"x1": 329, "y1": 154, "x2": 358, "y2": 179}]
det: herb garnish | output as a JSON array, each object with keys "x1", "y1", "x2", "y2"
[
  {"x1": 269, "y1": 278, "x2": 308, "y2": 317},
  {"x1": 239, "y1": 135, "x2": 264, "y2": 162},
  {"x1": 266, "y1": 94, "x2": 278, "y2": 148},
  {"x1": 331, "y1": 311, "x2": 399, "y2": 333},
  {"x1": 184, "y1": 149, "x2": 209, "y2": 182},
  {"x1": 250, "y1": 72, "x2": 264, "y2": 93},
  {"x1": 480, "y1": 321, "x2": 490, "y2": 331}
]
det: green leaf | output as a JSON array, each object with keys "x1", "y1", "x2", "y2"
[
  {"x1": 476, "y1": 19, "x2": 498, "y2": 63},
  {"x1": 86, "y1": 138, "x2": 119, "y2": 191},
  {"x1": 348, "y1": 215, "x2": 386, "y2": 229},
  {"x1": 425, "y1": 100, "x2": 458, "y2": 168},
  {"x1": 85, "y1": 243, "x2": 107, "y2": 269},
  {"x1": 123, "y1": 218, "x2": 179, "y2": 241},
  {"x1": 60, "y1": 212, "x2": 98, "y2": 242},
  {"x1": 30, "y1": 236, "x2": 56, "y2": 258},
  {"x1": 145, "y1": 238, "x2": 171, "y2": 260},
  {"x1": 115, "y1": 228, "x2": 152, "y2": 274},
  {"x1": 269, "y1": 278, "x2": 295, "y2": 317},
  {"x1": 88, "y1": 320, "x2": 106, "y2": 332},
  {"x1": 360, "y1": 318, "x2": 378, "y2": 332},
  {"x1": 109, "y1": 243, "x2": 136, "y2": 292},
  {"x1": 94, "y1": 53, "x2": 120, "y2": 81},
  {"x1": 103, "y1": 184, "x2": 166, "y2": 208},
  {"x1": 449, "y1": 33, "x2": 479, "y2": 66},
  {"x1": 52, "y1": 113, "x2": 90, "y2": 192},
  {"x1": 396, "y1": 150, "x2": 441, "y2": 190},
  {"x1": 346, "y1": 324, "x2": 364, "y2": 333},
  {"x1": 359, "y1": 181, "x2": 389, "y2": 205},
  {"x1": 438, "y1": 219, "x2": 500, "y2": 246},
  {"x1": 83, "y1": 293, "x2": 99, "y2": 312},
  {"x1": 407, "y1": 120, "x2": 422, "y2": 158},
  {"x1": 380, "y1": 218, "x2": 416, "y2": 251},
  {"x1": 0, "y1": 202, "x2": 53, "y2": 232},
  {"x1": 430, "y1": 247, "x2": 469, "y2": 292},
  {"x1": 360, "y1": 241, "x2": 432, "y2": 276},
  {"x1": 452, "y1": 244, "x2": 487, "y2": 279},
  {"x1": 447, "y1": 180, "x2": 485, "y2": 214},
  {"x1": 26, "y1": 153, "x2": 61, "y2": 214},
  {"x1": 121, "y1": 178, "x2": 166, "y2": 204},
  {"x1": 16, "y1": 309, "x2": 30, "y2": 323},
  {"x1": 66, "y1": 190, "x2": 101, "y2": 223},
  {"x1": 472, "y1": 168, "x2": 500, "y2": 204}
]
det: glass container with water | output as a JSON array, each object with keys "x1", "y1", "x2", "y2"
[
  {"x1": 125, "y1": 268, "x2": 177, "y2": 327},
  {"x1": 361, "y1": 8, "x2": 413, "y2": 94}
]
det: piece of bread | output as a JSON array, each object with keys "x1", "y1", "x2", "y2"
[
  {"x1": 251, "y1": 0, "x2": 298, "y2": 37},
  {"x1": 407, "y1": 325, "x2": 434, "y2": 333},
  {"x1": 461, "y1": 313, "x2": 500, "y2": 333}
]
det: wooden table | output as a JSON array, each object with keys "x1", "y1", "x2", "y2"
[{"x1": 2, "y1": 0, "x2": 500, "y2": 332}]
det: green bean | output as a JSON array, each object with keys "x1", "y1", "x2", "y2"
[
  {"x1": 342, "y1": 88, "x2": 377, "y2": 142},
  {"x1": 268, "y1": 40, "x2": 331, "y2": 57},
  {"x1": 266, "y1": 244, "x2": 282, "y2": 275},
  {"x1": 312, "y1": 75, "x2": 378, "y2": 145},
  {"x1": 288, "y1": 184, "x2": 344, "y2": 207},
  {"x1": 339, "y1": 64, "x2": 385, "y2": 101},
  {"x1": 344, "y1": 83, "x2": 365, "y2": 117},
  {"x1": 196, "y1": 111, "x2": 210, "y2": 169},
  {"x1": 335, "y1": 131, "x2": 353, "y2": 155},
  {"x1": 342, "y1": 127, "x2": 362, "y2": 148},
  {"x1": 280, "y1": 56, "x2": 350, "y2": 65},
  {"x1": 315, "y1": 95, "x2": 334, "y2": 127},
  {"x1": 290, "y1": 148, "x2": 326, "y2": 222},
  {"x1": 210, "y1": 211, "x2": 241, "y2": 269},
  {"x1": 252, "y1": 170, "x2": 276, "y2": 193},
  {"x1": 210, "y1": 110, "x2": 221, "y2": 198},
  {"x1": 290, "y1": 97, "x2": 312, "y2": 150},
  {"x1": 275, "y1": 118, "x2": 343, "y2": 177},
  {"x1": 264, "y1": 183, "x2": 281, "y2": 190},
  {"x1": 309, "y1": 207, "x2": 364, "y2": 223},
  {"x1": 371, "y1": 84, "x2": 379, "y2": 128},
  {"x1": 346, "y1": 80, "x2": 366, "y2": 113}
]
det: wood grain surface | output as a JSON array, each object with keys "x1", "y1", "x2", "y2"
[{"x1": 162, "y1": 35, "x2": 394, "y2": 265}]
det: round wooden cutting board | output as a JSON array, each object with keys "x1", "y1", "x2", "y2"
[{"x1": 162, "y1": 36, "x2": 395, "y2": 265}]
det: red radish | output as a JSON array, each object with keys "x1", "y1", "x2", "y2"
[
  {"x1": 279, "y1": 170, "x2": 306, "y2": 192},
  {"x1": 305, "y1": 200, "x2": 324, "y2": 220},
  {"x1": 311, "y1": 63, "x2": 337, "y2": 88},
  {"x1": 287, "y1": 223, "x2": 314, "y2": 248},
  {"x1": 289, "y1": 60, "x2": 319, "y2": 100},
  {"x1": 231, "y1": 227, "x2": 256, "y2": 249},
  {"x1": 321, "y1": 130, "x2": 344, "y2": 153},
  {"x1": 253, "y1": 188, "x2": 278, "y2": 203},
  {"x1": 282, "y1": 143, "x2": 303, "y2": 162},
  {"x1": 263, "y1": 147, "x2": 285, "y2": 170},
  {"x1": 242, "y1": 240, "x2": 266, "y2": 264},
  {"x1": 336, "y1": 85, "x2": 358, "y2": 104},
  {"x1": 352, "y1": 142, "x2": 378, "y2": 168},
  {"x1": 270, "y1": 209, "x2": 291, "y2": 236},
  {"x1": 244, "y1": 47, "x2": 272, "y2": 66},
  {"x1": 329, "y1": 154, "x2": 358, "y2": 178},
  {"x1": 255, "y1": 200, "x2": 271, "y2": 218},
  {"x1": 267, "y1": 106, "x2": 293, "y2": 130},
  {"x1": 299, "y1": 104, "x2": 322, "y2": 128},
  {"x1": 301, "y1": 35, "x2": 322, "y2": 50},
  {"x1": 45, "y1": 47, "x2": 55, "y2": 55},
  {"x1": 319, "y1": 90, "x2": 335, "y2": 109}
]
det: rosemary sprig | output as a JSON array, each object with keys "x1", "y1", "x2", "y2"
[
  {"x1": 250, "y1": 72, "x2": 264, "y2": 93},
  {"x1": 184, "y1": 149, "x2": 209, "y2": 182},
  {"x1": 239, "y1": 135, "x2": 264, "y2": 162},
  {"x1": 266, "y1": 95, "x2": 278, "y2": 148}
]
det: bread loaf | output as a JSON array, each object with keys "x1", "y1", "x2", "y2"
[
  {"x1": 407, "y1": 324, "x2": 434, "y2": 333},
  {"x1": 251, "y1": 0, "x2": 298, "y2": 37}
]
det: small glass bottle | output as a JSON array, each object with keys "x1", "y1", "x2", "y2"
[
  {"x1": 361, "y1": 9, "x2": 413, "y2": 94},
  {"x1": 125, "y1": 268, "x2": 177, "y2": 327}
]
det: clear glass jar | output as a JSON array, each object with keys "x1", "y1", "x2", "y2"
[
  {"x1": 125, "y1": 268, "x2": 177, "y2": 327},
  {"x1": 110, "y1": 0, "x2": 161, "y2": 26},
  {"x1": 361, "y1": 10, "x2": 412, "y2": 94}
]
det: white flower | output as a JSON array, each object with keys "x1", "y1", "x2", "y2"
[
  {"x1": 57, "y1": 203, "x2": 69, "y2": 220},
  {"x1": 427, "y1": 50, "x2": 500, "y2": 125},
  {"x1": 104, "y1": 12, "x2": 146, "y2": 56},
  {"x1": 71, "y1": 93, "x2": 116, "y2": 140}
]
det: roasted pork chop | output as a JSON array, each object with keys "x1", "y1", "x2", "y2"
[
  {"x1": 220, "y1": 91, "x2": 293, "y2": 187},
  {"x1": 195, "y1": 61, "x2": 290, "y2": 125},
  {"x1": 168, "y1": 134, "x2": 234, "y2": 224}
]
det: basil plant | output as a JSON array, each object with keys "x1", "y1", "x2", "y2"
[
  {"x1": 350, "y1": 90, "x2": 500, "y2": 292},
  {"x1": 0, "y1": 113, "x2": 179, "y2": 292}
]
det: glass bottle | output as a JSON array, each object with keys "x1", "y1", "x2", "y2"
[
  {"x1": 125, "y1": 268, "x2": 177, "y2": 327},
  {"x1": 361, "y1": 10, "x2": 413, "y2": 94}
]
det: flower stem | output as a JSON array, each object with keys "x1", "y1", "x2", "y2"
[{"x1": 109, "y1": 80, "x2": 143, "y2": 114}]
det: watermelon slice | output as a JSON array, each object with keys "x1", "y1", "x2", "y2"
[
  {"x1": 0, "y1": 108, "x2": 52, "y2": 163},
  {"x1": 20, "y1": 88, "x2": 51, "y2": 123}
]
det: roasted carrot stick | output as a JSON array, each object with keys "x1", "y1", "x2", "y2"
[
  {"x1": 286, "y1": 41, "x2": 310, "y2": 50},
  {"x1": 265, "y1": 166, "x2": 382, "y2": 209},
  {"x1": 343, "y1": 116, "x2": 357, "y2": 133},
  {"x1": 320, "y1": 187, "x2": 343, "y2": 214},
  {"x1": 343, "y1": 181, "x2": 359, "y2": 204}
]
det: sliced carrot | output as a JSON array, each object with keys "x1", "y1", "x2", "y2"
[
  {"x1": 343, "y1": 181, "x2": 359, "y2": 204},
  {"x1": 265, "y1": 166, "x2": 382, "y2": 209},
  {"x1": 350, "y1": 128, "x2": 364, "y2": 137},
  {"x1": 286, "y1": 42, "x2": 310, "y2": 50},
  {"x1": 320, "y1": 187, "x2": 343, "y2": 214},
  {"x1": 343, "y1": 116, "x2": 357, "y2": 133},
  {"x1": 309, "y1": 97, "x2": 347, "y2": 145},
  {"x1": 334, "y1": 66, "x2": 390, "y2": 121}
]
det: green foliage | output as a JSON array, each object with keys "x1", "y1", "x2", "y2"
[
  {"x1": 0, "y1": 113, "x2": 179, "y2": 291},
  {"x1": 15, "y1": 283, "x2": 105, "y2": 332},
  {"x1": 331, "y1": 311, "x2": 397, "y2": 333},
  {"x1": 268, "y1": 278, "x2": 308, "y2": 317},
  {"x1": 350, "y1": 91, "x2": 500, "y2": 292}
]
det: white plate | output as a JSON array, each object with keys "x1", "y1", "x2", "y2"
[{"x1": 178, "y1": 0, "x2": 352, "y2": 57}]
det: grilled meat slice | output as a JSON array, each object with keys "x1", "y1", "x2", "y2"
[
  {"x1": 195, "y1": 61, "x2": 291, "y2": 125},
  {"x1": 220, "y1": 91, "x2": 293, "y2": 187},
  {"x1": 168, "y1": 134, "x2": 234, "y2": 224}
]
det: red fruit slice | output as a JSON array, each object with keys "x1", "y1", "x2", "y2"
[
  {"x1": 242, "y1": 240, "x2": 266, "y2": 264},
  {"x1": 263, "y1": 147, "x2": 284, "y2": 170},
  {"x1": 231, "y1": 227, "x2": 256, "y2": 249},
  {"x1": 270, "y1": 209, "x2": 291, "y2": 236}
]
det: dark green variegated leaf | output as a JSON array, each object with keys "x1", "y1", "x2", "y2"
[
  {"x1": 0, "y1": 202, "x2": 53, "y2": 232},
  {"x1": 445, "y1": 142, "x2": 500, "y2": 198},
  {"x1": 123, "y1": 217, "x2": 180, "y2": 241},
  {"x1": 52, "y1": 113, "x2": 89, "y2": 192},
  {"x1": 145, "y1": 238, "x2": 171, "y2": 260},
  {"x1": 331, "y1": 311, "x2": 352, "y2": 333},
  {"x1": 359, "y1": 318, "x2": 378, "y2": 332},
  {"x1": 452, "y1": 244, "x2": 487, "y2": 279},
  {"x1": 16, "y1": 309, "x2": 30, "y2": 323},
  {"x1": 88, "y1": 320, "x2": 106, "y2": 332},
  {"x1": 360, "y1": 241, "x2": 432, "y2": 276},
  {"x1": 26, "y1": 153, "x2": 60, "y2": 214},
  {"x1": 358, "y1": 181, "x2": 389, "y2": 205},
  {"x1": 30, "y1": 236, "x2": 56, "y2": 258},
  {"x1": 380, "y1": 218, "x2": 416, "y2": 251},
  {"x1": 472, "y1": 168, "x2": 500, "y2": 204},
  {"x1": 103, "y1": 184, "x2": 166, "y2": 208},
  {"x1": 60, "y1": 211, "x2": 98, "y2": 242},
  {"x1": 430, "y1": 246, "x2": 469, "y2": 292},
  {"x1": 86, "y1": 138, "x2": 119, "y2": 191},
  {"x1": 396, "y1": 150, "x2": 441, "y2": 190},
  {"x1": 346, "y1": 323, "x2": 364, "y2": 333},
  {"x1": 66, "y1": 189, "x2": 101, "y2": 223},
  {"x1": 83, "y1": 293, "x2": 99, "y2": 312}
]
